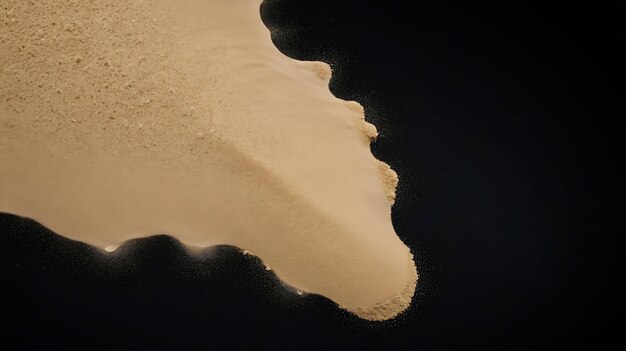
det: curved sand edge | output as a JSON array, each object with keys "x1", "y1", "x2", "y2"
[
  {"x1": 343, "y1": 253, "x2": 418, "y2": 321},
  {"x1": 281, "y1": 43, "x2": 417, "y2": 322},
  {"x1": 236, "y1": 245, "x2": 416, "y2": 321}
]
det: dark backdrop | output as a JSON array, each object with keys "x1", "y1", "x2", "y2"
[{"x1": 1, "y1": 0, "x2": 624, "y2": 349}]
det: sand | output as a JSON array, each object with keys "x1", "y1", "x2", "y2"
[{"x1": 0, "y1": 0, "x2": 417, "y2": 320}]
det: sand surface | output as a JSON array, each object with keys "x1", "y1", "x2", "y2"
[{"x1": 0, "y1": 0, "x2": 417, "y2": 320}]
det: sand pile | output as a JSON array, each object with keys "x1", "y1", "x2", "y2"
[{"x1": 0, "y1": 0, "x2": 417, "y2": 320}]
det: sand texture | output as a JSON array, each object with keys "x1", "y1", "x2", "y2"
[{"x1": 0, "y1": 0, "x2": 417, "y2": 320}]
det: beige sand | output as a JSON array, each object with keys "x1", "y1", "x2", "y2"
[{"x1": 0, "y1": 0, "x2": 417, "y2": 320}]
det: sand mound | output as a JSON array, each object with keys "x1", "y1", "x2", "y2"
[{"x1": 0, "y1": 0, "x2": 417, "y2": 320}]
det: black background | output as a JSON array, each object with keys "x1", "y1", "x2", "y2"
[{"x1": 1, "y1": 0, "x2": 624, "y2": 349}]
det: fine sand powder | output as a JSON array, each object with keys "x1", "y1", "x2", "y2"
[{"x1": 0, "y1": 0, "x2": 417, "y2": 320}]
